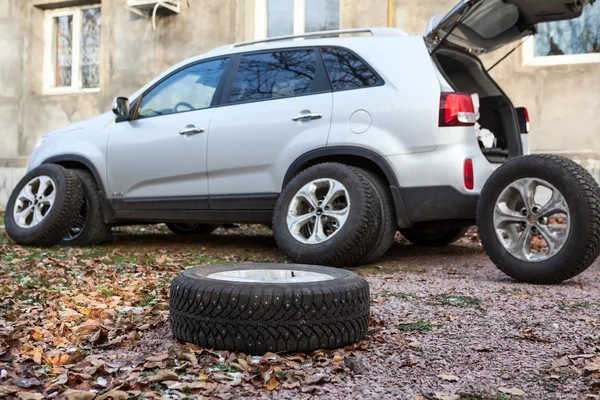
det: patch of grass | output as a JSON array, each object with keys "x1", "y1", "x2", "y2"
[
  {"x1": 380, "y1": 291, "x2": 414, "y2": 299},
  {"x1": 396, "y1": 320, "x2": 440, "y2": 332},
  {"x1": 434, "y1": 294, "x2": 482, "y2": 307},
  {"x1": 99, "y1": 287, "x2": 113, "y2": 298},
  {"x1": 558, "y1": 301, "x2": 591, "y2": 311},
  {"x1": 212, "y1": 363, "x2": 238, "y2": 373}
]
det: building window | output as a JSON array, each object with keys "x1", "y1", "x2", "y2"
[
  {"x1": 523, "y1": 4, "x2": 599, "y2": 66},
  {"x1": 255, "y1": 0, "x2": 340, "y2": 39},
  {"x1": 43, "y1": 5, "x2": 101, "y2": 94}
]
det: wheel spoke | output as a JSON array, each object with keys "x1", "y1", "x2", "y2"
[
  {"x1": 324, "y1": 207, "x2": 349, "y2": 226},
  {"x1": 296, "y1": 183, "x2": 319, "y2": 209},
  {"x1": 509, "y1": 225, "x2": 533, "y2": 258},
  {"x1": 513, "y1": 179, "x2": 537, "y2": 212},
  {"x1": 32, "y1": 207, "x2": 43, "y2": 226},
  {"x1": 536, "y1": 190, "x2": 568, "y2": 218},
  {"x1": 287, "y1": 213, "x2": 313, "y2": 233},
  {"x1": 15, "y1": 206, "x2": 34, "y2": 225},
  {"x1": 495, "y1": 203, "x2": 527, "y2": 227},
  {"x1": 537, "y1": 224, "x2": 565, "y2": 256},
  {"x1": 322, "y1": 179, "x2": 346, "y2": 208},
  {"x1": 308, "y1": 216, "x2": 327, "y2": 244},
  {"x1": 22, "y1": 185, "x2": 35, "y2": 202}
]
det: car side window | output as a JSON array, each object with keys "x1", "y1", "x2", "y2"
[
  {"x1": 137, "y1": 58, "x2": 229, "y2": 119},
  {"x1": 320, "y1": 47, "x2": 381, "y2": 91},
  {"x1": 228, "y1": 49, "x2": 318, "y2": 104}
]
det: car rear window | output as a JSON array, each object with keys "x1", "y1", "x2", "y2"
[
  {"x1": 229, "y1": 49, "x2": 318, "y2": 104},
  {"x1": 320, "y1": 47, "x2": 381, "y2": 91}
]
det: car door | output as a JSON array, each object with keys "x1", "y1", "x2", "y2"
[
  {"x1": 106, "y1": 57, "x2": 231, "y2": 209},
  {"x1": 426, "y1": 0, "x2": 594, "y2": 54},
  {"x1": 207, "y1": 48, "x2": 333, "y2": 208}
]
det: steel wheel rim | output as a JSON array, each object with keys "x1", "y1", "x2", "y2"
[
  {"x1": 287, "y1": 178, "x2": 350, "y2": 244},
  {"x1": 13, "y1": 175, "x2": 57, "y2": 229},
  {"x1": 63, "y1": 196, "x2": 87, "y2": 241},
  {"x1": 493, "y1": 177, "x2": 570, "y2": 262},
  {"x1": 207, "y1": 269, "x2": 335, "y2": 283}
]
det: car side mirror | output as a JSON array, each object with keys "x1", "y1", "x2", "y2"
[{"x1": 112, "y1": 97, "x2": 130, "y2": 120}]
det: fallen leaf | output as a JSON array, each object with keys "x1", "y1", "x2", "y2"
[
  {"x1": 498, "y1": 387, "x2": 525, "y2": 396},
  {"x1": 148, "y1": 369, "x2": 179, "y2": 382},
  {"x1": 333, "y1": 355, "x2": 344, "y2": 362},
  {"x1": 98, "y1": 390, "x2": 129, "y2": 400},
  {"x1": 17, "y1": 393, "x2": 43, "y2": 400},
  {"x1": 434, "y1": 392, "x2": 459, "y2": 400},
  {"x1": 61, "y1": 389, "x2": 97, "y2": 400},
  {"x1": 282, "y1": 381, "x2": 301, "y2": 389},
  {"x1": 584, "y1": 363, "x2": 600, "y2": 373},
  {"x1": 267, "y1": 377, "x2": 279, "y2": 390},
  {"x1": 552, "y1": 356, "x2": 569, "y2": 368},
  {"x1": 145, "y1": 353, "x2": 169, "y2": 362},
  {"x1": 48, "y1": 373, "x2": 68, "y2": 390},
  {"x1": 12, "y1": 377, "x2": 41, "y2": 388},
  {"x1": 438, "y1": 374, "x2": 459, "y2": 382}
]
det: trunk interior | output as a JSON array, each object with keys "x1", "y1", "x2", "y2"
[{"x1": 433, "y1": 47, "x2": 523, "y2": 163}]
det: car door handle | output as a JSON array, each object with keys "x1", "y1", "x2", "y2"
[
  {"x1": 179, "y1": 125, "x2": 205, "y2": 135},
  {"x1": 292, "y1": 113, "x2": 323, "y2": 122}
]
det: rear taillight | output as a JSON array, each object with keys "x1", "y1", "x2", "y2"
[
  {"x1": 439, "y1": 92, "x2": 478, "y2": 127},
  {"x1": 523, "y1": 108, "x2": 530, "y2": 133},
  {"x1": 464, "y1": 159, "x2": 474, "y2": 190}
]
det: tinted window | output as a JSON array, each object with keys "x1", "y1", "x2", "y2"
[
  {"x1": 229, "y1": 50, "x2": 318, "y2": 104},
  {"x1": 138, "y1": 58, "x2": 229, "y2": 119},
  {"x1": 320, "y1": 47, "x2": 380, "y2": 91}
]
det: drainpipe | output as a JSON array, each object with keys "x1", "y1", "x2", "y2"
[{"x1": 388, "y1": 0, "x2": 393, "y2": 27}]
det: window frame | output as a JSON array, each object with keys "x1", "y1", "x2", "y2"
[
  {"x1": 522, "y1": 35, "x2": 600, "y2": 67},
  {"x1": 43, "y1": 5, "x2": 102, "y2": 95},
  {"x1": 254, "y1": 0, "x2": 340, "y2": 40},
  {"x1": 127, "y1": 56, "x2": 234, "y2": 122},
  {"x1": 318, "y1": 46, "x2": 385, "y2": 92},
  {"x1": 220, "y1": 47, "x2": 332, "y2": 107}
]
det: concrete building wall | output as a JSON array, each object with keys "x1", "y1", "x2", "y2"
[{"x1": 1, "y1": 0, "x2": 599, "y2": 208}]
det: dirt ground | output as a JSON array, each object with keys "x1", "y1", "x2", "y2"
[{"x1": 0, "y1": 223, "x2": 599, "y2": 400}]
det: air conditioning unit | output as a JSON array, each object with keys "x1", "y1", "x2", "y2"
[{"x1": 125, "y1": 0, "x2": 180, "y2": 17}]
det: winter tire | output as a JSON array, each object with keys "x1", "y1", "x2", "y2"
[
  {"x1": 5, "y1": 164, "x2": 83, "y2": 247},
  {"x1": 166, "y1": 223, "x2": 219, "y2": 235},
  {"x1": 61, "y1": 170, "x2": 111, "y2": 246},
  {"x1": 169, "y1": 263, "x2": 370, "y2": 354},
  {"x1": 400, "y1": 227, "x2": 469, "y2": 247},
  {"x1": 272, "y1": 162, "x2": 382, "y2": 267},
  {"x1": 355, "y1": 169, "x2": 397, "y2": 264},
  {"x1": 477, "y1": 154, "x2": 600, "y2": 284}
]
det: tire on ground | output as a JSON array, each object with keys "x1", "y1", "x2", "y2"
[
  {"x1": 166, "y1": 223, "x2": 219, "y2": 235},
  {"x1": 61, "y1": 169, "x2": 111, "y2": 246},
  {"x1": 5, "y1": 164, "x2": 83, "y2": 247},
  {"x1": 169, "y1": 263, "x2": 370, "y2": 354},
  {"x1": 477, "y1": 154, "x2": 600, "y2": 284},
  {"x1": 355, "y1": 168, "x2": 397, "y2": 264},
  {"x1": 272, "y1": 162, "x2": 382, "y2": 267},
  {"x1": 400, "y1": 227, "x2": 469, "y2": 247}
]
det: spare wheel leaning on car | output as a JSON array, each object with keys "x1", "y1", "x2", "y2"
[{"x1": 169, "y1": 263, "x2": 370, "y2": 355}]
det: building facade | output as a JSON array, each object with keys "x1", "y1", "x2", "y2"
[{"x1": 0, "y1": 0, "x2": 599, "y2": 208}]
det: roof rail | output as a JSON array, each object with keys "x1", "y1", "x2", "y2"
[{"x1": 232, "y1": 28, "x2": 408, "y2": 48}]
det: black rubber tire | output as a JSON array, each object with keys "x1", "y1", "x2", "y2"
[
  {"x1": 169, "y1": 263, "x2": 370, "y2": 354},
  {"x1": 5, "y1": 164, "x2": 83, "y2": 247},
  {"x1": 272, "y1": 162, "x2": 382, "y2": 267},
  {"x1": 355, "y1": 169, "x2": 397, "y2": 264},
  {"x1": 400, "y1": 227, "x2": 469, "y2": 247},
  {"x1": 166, "y1": 223, "x2": 218, "y2": 235},
  {"x1": 61, "y1": 170, "x2": 111, "y2": 246},
  {"x1": 477, "y1": 154, "x2": 600, "y2": 284}
]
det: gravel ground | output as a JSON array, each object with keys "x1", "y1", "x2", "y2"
[{"x1": 2, "y1": 225, "x2": 599, "y2": 399}]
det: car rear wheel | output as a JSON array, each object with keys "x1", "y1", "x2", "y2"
[
  {"x1": 477, "y1": 154, "x2": 600, "y2": 284},
  {"x1": 400, "y1": 227, "x2": 469, "y2": 247},
  {"x1": 272, "y1": 162, "x2": 382, "y2": 267},
  {"x1": 5, "y1": 164, "x2": 83, "y2": 247},
  {"x1": 166, "y1": 223, "x2": 218, "y2": 235},
  {"x1": 169, "y1": 263, "x2": 370, "y2": 354}
]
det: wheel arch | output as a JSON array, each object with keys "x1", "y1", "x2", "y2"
[{"x1": 283, "y1": 146, "x2": 411, "y2": 228}]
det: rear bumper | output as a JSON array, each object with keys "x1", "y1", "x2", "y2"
[{"x1": 398, "y1": 185, "x2": 479, "y2": 223}]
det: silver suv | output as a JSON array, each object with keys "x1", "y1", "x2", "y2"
[{"x1": 6, "y1": 0, "x2": 592, "y2": 268}]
